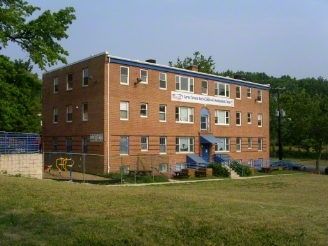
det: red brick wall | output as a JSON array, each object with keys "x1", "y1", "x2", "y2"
[{"x1": 42, "y1": 54, "x2": 270, "y2": 173}]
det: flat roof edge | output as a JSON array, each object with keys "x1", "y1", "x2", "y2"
[{"x1": 43, "y1": 51, "x2": 108, "y2": 75}]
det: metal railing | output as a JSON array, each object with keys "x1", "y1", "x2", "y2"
[{"x1": 0, "y1": 132, "x2": 40, "y2": 154}]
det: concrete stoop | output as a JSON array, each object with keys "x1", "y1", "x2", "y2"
[{"x1": 224, "y1": 166, "x2": 240, "y2": 179}]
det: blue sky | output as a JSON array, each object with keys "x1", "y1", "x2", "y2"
[{"x1": 3, "y1": 0, "x2": 328, "y2": 79}]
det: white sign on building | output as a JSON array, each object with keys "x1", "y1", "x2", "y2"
[
  {"x1": 90, "y1": 134, "x2": 103, "y2": 142},
  {"x1": 171, "y1": 92, "x2": 234, "y2": 107}
]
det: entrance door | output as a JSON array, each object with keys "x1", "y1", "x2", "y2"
[{"x1": 202, "y1": 144, "x2": 210, "y2": 163}]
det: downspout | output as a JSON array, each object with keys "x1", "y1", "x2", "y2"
[{"x1": 107, "y1": 55, "x2": 110, "y2": 173}]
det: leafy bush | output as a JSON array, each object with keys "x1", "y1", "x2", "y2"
[{"x1": 208, "y1": 163, "x2": 230, "y2": 178}]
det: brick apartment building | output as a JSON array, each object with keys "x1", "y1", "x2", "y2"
[{"x1": 42, "y1": 52, "x2": 270, "y2": 173}]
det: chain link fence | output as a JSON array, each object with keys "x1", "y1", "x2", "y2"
[{"x1": 43, "y1": 152, "x2": 169, "y2": 184}]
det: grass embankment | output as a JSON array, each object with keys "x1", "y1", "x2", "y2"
[{"x1": 0, "y1": 174, "x2": 328, "y2": 245}]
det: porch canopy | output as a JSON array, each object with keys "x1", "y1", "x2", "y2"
[
  {"x1": 200, "y1": 134, "x2": 221, "y2": 144},
  {"x1": 186, "y1": 154, "x2": 209, "y2": 164}
]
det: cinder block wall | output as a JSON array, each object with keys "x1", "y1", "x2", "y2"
[{"x1": 0, "y1": 154, "x2": 43, "y2": 179}]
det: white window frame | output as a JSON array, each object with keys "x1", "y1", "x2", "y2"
[
  {"x1": 257, "y1": 90, "x2": 262, "y2": 102},
  {"x1": 176, "y1": 137, "x2": 194, "y2": 153},
  {"x1": 175, "y1": 106, "x2": 194, "y2": 123},
  {"x1": 140, "y1": 103, "x2": 148, "y2": 117},
  {"x1": 141, "y1": 136, "x2": 148, "y2": 151},
  {"x1": 82, "y1": 68, "x2": 89, "y2": 87},
  {"x1": 215, "y1": 138, "x2": 230, "y2": 152},
  {"x1": 236, "y1": 137, "x2": 241, "y2": 152},
  {"x1": 66, "y1": 73, "x2": 73, "y2": 90},
  {"x1": 215, "y1": 110, "x2": 230, "y2": 125},
  {"x1": 258, "y1": 138, "x2": 263, "y2": 151},
  {"x1": 215, "y1": 82, "x2": 230, "y2": 97},
  {"x1": 236, "y1": 86, "x2": 241, "y2": 99},
  {"x1": 120, "y1": 101, "x2": 129, "y2": 120},
  {"x1": 247, "y1": 88, "x2": 251, "y2": 98},
  {"x1": 236, "y1": 112, "x2": 241, "y2": 126},
  {"x1": 53, "y1": 107, "x2": 58, "y2": 123},
  {"x1": 247, "y1": 113, "x2": 252, "y2": 124},
  {"x1": 202, "y1": 80, "x2": 208, "y2": 95},
  {"x1": 247, "y1": 159, "x2": 253, "y2": 167},
  {"x1": 248, "y1": 138, "x2": 252, "y2": 149},
  {"x1": 120, "y1": 66, "x2": 129, "y2": 85},
  {"x1": 258, "y1": 114, "x2": 263, "y2": 127},
  {"x1": 140, "y1": 69, "x2": 148, "y2": 84},
  {"x1": 175, "y1": 75, "x2": 194, "y2": 93},
  {"x1": 120, "y1": 136, "x2": 129, "y2": 155},
  {"x1": 66, "y1": 105, "x2": 72, "y2": 122},
  {"x1": 159, "y1": 137, "x2": 167, "y2": 153},
  {"x1": 159, "y1": 105, "x2": 166, "y2": 122},
  {"x1": 82, "y1": 103, "x2": 88, "y2": 121},
  {"x1": 159, "y1": 73, "x2": 167, "y2": 89},
  {"x1": 54, "y1": 77, "x2": 58, "y2": 93}
]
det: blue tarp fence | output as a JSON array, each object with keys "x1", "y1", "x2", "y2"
[{"x1": 0, "y1": 132, "x2": 40, "y2": 154}]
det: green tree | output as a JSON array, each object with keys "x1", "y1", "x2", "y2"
[
  {"x1": 169, "y1": 51, "x2": 216, "y2": 74},
  {"x1": 282, "y1": 90, "x2": 328, "y2": 171},
  {"x1": 0, "y1": 55, "x2": 42, "y2": 132},
  {"x1": 0, "y1": 0, "x2": 76, "y2": 70}
]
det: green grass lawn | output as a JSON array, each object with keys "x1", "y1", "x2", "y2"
[{"x1": 1, "y1": 174, "x2": 328, "y2": 245}]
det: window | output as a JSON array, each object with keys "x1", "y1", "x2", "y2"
[
  {"x1": 54, "y1": 77, "x2": 58, "y2": 93},
  {"x1": 247, "y1": 159, "x2": 253, "y2": 167},
  {"x1": 53, "y1": 107, "x2": 58, "y2": 123},
  {"x1": 236, "y1": 137, "x2": 241, "y2": 152},
  {"x1": 215, "y1": 138, "x2": 230, "y2": 152},
  {"x1": 120, "y1": 66, "x2": 129, "y2": 84},
  {"x1": 141, "y1": 136, "x2": 148, "y2": 151},
  {"x1": 258, "y1": 138, "x2": 263, "y2": 151},
  {"x1": 257, "y1": 90, "x2": 262, "y2": 102},
  {"x1": 215, "y1": 110, "x2": 229, "y2": 125},
  {"x1": 248, "y1": 138, "x2": 252, "y2": 149},
  {"x1": 176, "y1": 137, "x2": 194, "y2": 152},
  {"x1": 175, "y1": 75, "x2": 194, "y2": 93},
  {"x1": 159, "y1": 105, "x2": 166, "y2": 122},
  {"x1": 236, "y1": 159, "x2": 242, "y2": 164},
  {"x1": 140, "y1": 103, "x2": 148, "y2": 117},
  {"x1": 159, "y1": 73, "x2": 167, "y2": 89},
  {"x1": 159, "y1": 163, "x2": 168, "y2": 173},
  {"x1": 120, "y1": 101, "x2": 129, "y2": 120},
  {"x1": 247, "y1": 113, "x2": 252, "y2": 124},
  {"x1": 200, "y1": 115, "x2": 208, "y2": 130},
  {"x1": 175, "y1": 107, "x2": 194, "y2": 123},
  {"x1": 66, "y1": 137, "x2": 72, "y2": 152},
  {"x1": 159, "y1": 137, "x2": 167, "y2": 153},
  {"x1": 82, "y1": 68, "x2": 89, "y2": 87},
  {"x1": 82, "y1": 103, "x2": 88, "y2": 121},
  {"x1": 66, "y1": 73, "x2": 73, "y2": 90},
  {"x1": 140, "y1": 69, "x2": 148, "y2": 83},
  {"x1": 66, "y1": 105, "x2": 73, "y2": 122},
  {"x1": 236, "y1": 86, "x2": 241, "y2": 99},
  {"x1": 258, "y1": 114, "x2": 263, "y2": 127},
  {"x1": 120, "y1": 136, "x2": 129, "y2": 155},
  {"x1": 53, "y1": 137, "x2": 58, "y2": 152},
  {"x1": 247, "y1": 88, "x2": 251, "y2": 98},
  {"x1": 202, "y1": 80, "x2": 208, "y2": 95},
  {"x1": 82, "y1": 137, "x2": 88, "y2": 153},
  {"x1": 236, "y1": 112, "x2": 241, "y2": 126},
  {"x1": 215, "y1": 82, "x2": 230, "y2": 97}
]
